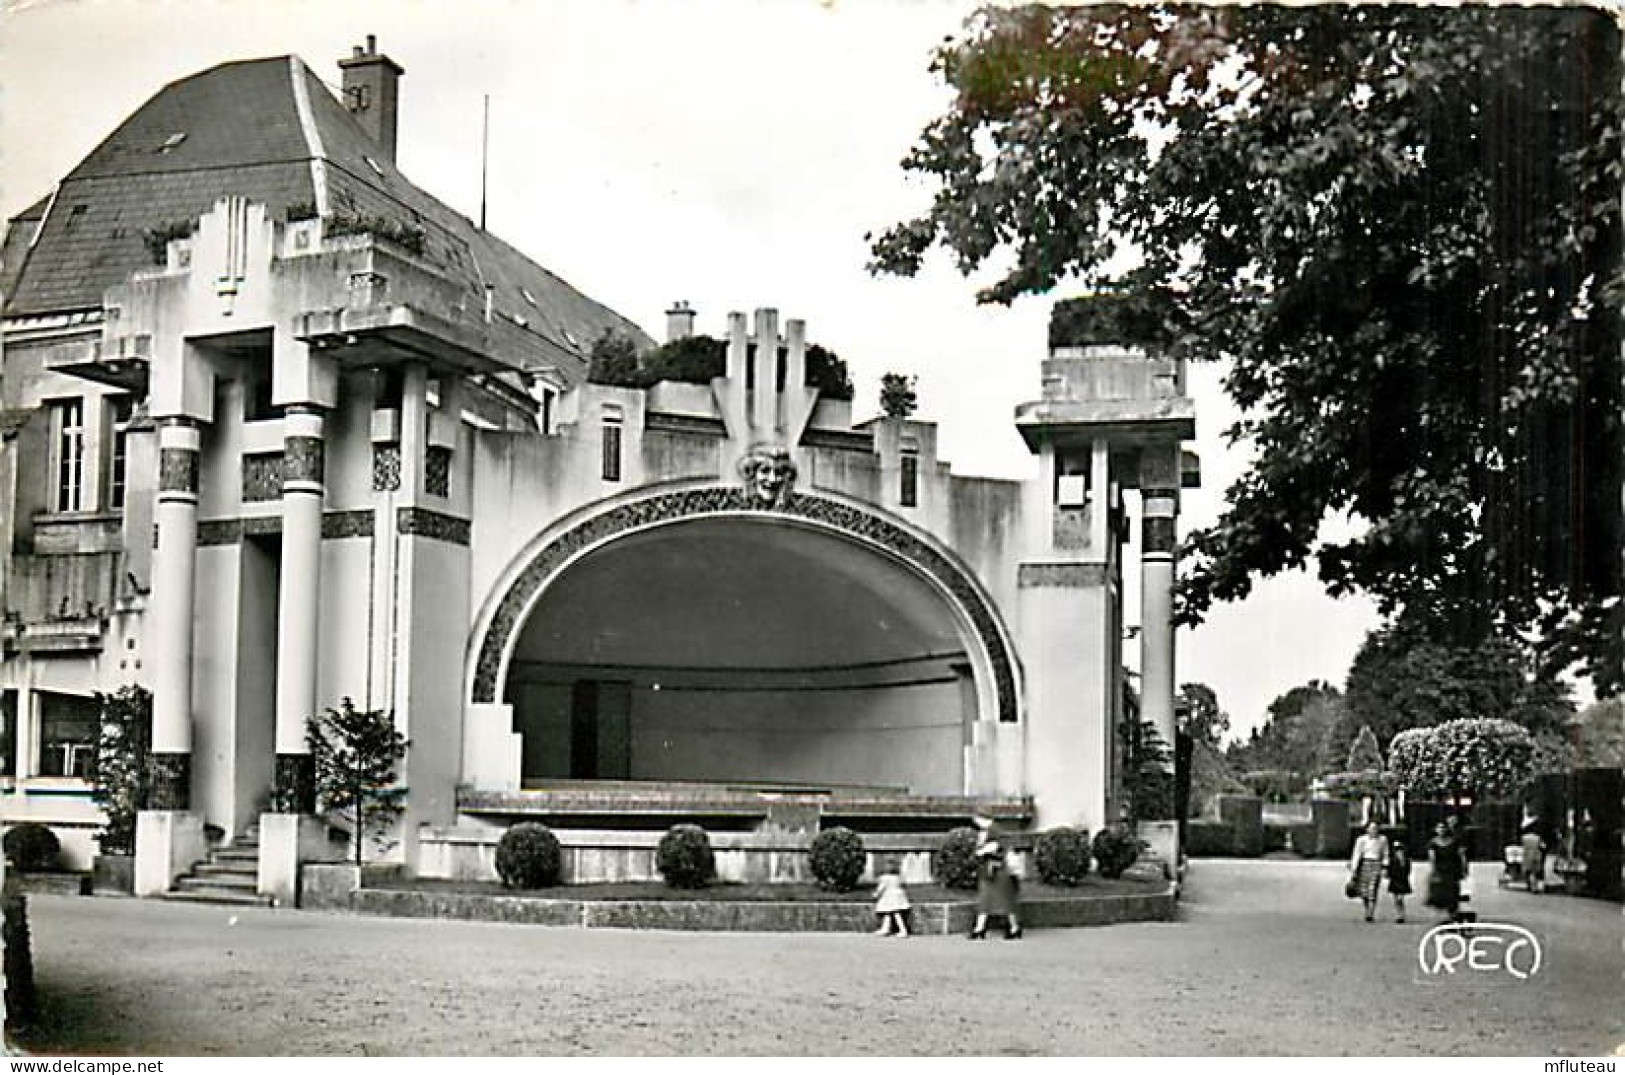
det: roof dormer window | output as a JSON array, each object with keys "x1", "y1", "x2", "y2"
[
  {"x1": 156, "y1": 131, "x2": 187, "y2": 153},
  {"x1": 363, "y1": 155, "x2": 386, "y2": 178}
]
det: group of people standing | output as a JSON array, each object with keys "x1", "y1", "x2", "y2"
[{"x1": 1347, "y1": 817, "x2": 1473, "y2": 923}]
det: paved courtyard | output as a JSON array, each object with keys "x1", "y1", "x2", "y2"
[{"x1": 13, "y1": 859, "x2": 1623, "y2": 1056}]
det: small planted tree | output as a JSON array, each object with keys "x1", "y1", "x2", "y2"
[
  {"x1": 1346, "y1": 725, "x2": 1384, "y2": 775},
  {"x1": 1121, "y1": 718, "x2": 1175, "y2": 824},
  {"x1": 307, "y1": 699, "x2": 409, "y2": 868},
  {"x1": 88, "y1": 685, "x2": 152, "y2": 855},
  {"x1": 879, "y1": 372, "x2": 919, "y2": 419}
]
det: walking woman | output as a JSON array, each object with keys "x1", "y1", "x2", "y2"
[
  {"x1": 1386, "y1": 831, "x2": 1413, "y2": 924},
  {"x1": 1349, "y1": 821, "x2": 1389, "y2": 922},
  {"x1": 968, "y1": 815, "x2": 1022, "y2": 939},
  {"x1": 1426, "y1": 820, "x2": 1463, "y2": 921}
]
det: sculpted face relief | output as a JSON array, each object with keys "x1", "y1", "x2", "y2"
[{"x1": 737, "y1": 444, "x2": 797, "y2": 508}]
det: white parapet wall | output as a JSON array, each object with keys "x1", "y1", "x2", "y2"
[
  {"x1": 258, "y1": 812, "x2": 346, "y2": 905},
  {"x1": 133, "y1": 810, "x2": 207, "y2": 896},
  {"x1": 416, "y1": 826, "x2": 1030, "y2": 887}
]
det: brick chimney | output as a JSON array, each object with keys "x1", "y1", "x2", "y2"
[{"x1": 339, "y1": 35, "x2": 404, "y2": 164}]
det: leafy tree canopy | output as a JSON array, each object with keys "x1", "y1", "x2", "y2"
[
  {"x1": 870, "y1": 4, "x2": 1624, "y2": 695},
  {"x1": 1572, "y1": 695, "x2": 1625, "y2": 769},
  {"x1": 588, "y1": 332, "x2": 854, "y2": 401},
  {"x1": 1226, "y1": 679, "x2": 1348, "y2": 793},
  {"x1": 1388, "y1": 717, "x2": 1534, "y2": 802},
  {"x1": 879, "y1": 372, "x2": 920, "y2": 419},
  {"x1": 1344, "y1": 623, "x2": 1575, "y2": 748},
  {"x1": 1177, "y1": 681, "x2": 1229, "y2": 747}
]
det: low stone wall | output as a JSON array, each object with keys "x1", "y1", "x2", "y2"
[
  {"x1": 92, "y1": 855, "x2": 134, "y2": 896},
  {"x1": 305, "y1": 871, "x2": 1175, "y2": 933},
  {"x1": 7, "y1": 871, "x2": 90, "y2": 897}
]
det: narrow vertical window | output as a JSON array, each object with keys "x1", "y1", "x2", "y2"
[
  {"x1": 52, "y1": 398, "x2": 86, "y2": 512},
  {"x1": 0, "y1": 690, "x2": 15, "y2": 780},
  {"x1": 900, "y1": 442, "x2": 919, "y2": 508},
  {"x1": 107, "y1": 396, "x2": 134, "y2": 510},
  {"x1": 601, "y1": 406, "x2": 623, "y2": 482}
]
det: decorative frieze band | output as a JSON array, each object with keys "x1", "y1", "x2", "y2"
[
  {"x1": 283, "y1": 436, "x2": 325, "y2": 486},
  {"x1": 158, "y1": 448, "x2": 199, "y2": 496},
  {"x1": 398, "y1": 506, "x2": 470, "y2": 546},
  {"x1": 1143, "y1": 517, "x2": 1177, "y2": 555},
  {"x1": 372, "y1": 444, "x2": 402, "y2": 492},
  {"x1": 1018, "y1": 563, "x2": 1109, "y2": 589},
  {"x1": 470, "y1": 486, "x2": 1019, "y2": 724},
  {"x1": 424, "y1": 446, "x2": 452, "y2": 498},
  {"x1": 242, "y1": 452, "x2": 284, "y2": 502},
  {"x1": 322, "y1": 510, "x2": 376, "y2": 540},
  {"x1": 195, "y1": 511, "x2": 376, "y2": 546}
]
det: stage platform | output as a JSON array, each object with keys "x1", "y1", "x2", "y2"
[{"x1": 456, "y1": 780, "x2": 1034, "y2": 833}]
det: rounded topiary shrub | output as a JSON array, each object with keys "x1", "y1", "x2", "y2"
[
  {"x1": 809, "y1": 826, "x2": 866, "y2": 892},
  {"x1": 657, "y1": 823, "x2": 715, "y2": 889},
  {"x1": 1035, "y1": 826, "x2": 1092, "y2": 886},
  {"x1": 933, "y1": 825, "x2": 981, "y2": 890},
  {"x1": 1092, "y1": 823, "x2": 1141, "y2": 880},
  {"x1": 494, "y1": 822, "x2": 563, "y2": 889},
  {"x1": 3, "y1": 823, "x2": 60, "y2": 873}
]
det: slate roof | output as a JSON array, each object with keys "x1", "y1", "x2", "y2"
[{"x1": 3, "y1": 54, "x2": 652, "y2": 376}]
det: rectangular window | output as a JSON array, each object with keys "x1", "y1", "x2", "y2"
[
  {"x1": 1056, "y1": 451, "x2": 1091, "y2": 508},
  {"x1": 243, "y1": 348, "x2": 277, "y2": 422},
  {"x1": 0, "y1": 691, "x2": 15, "y2": 780},
  {"x1": 601, "y1": 410, "x2": 623, "y2": 482},
  {"x1": 900, "y1": 451, "x2": 919, "y2": 508},
  {"x1": 51, "y1": 398, "x2": 86, "y2": 512},
  {"x1": 107, "y1": 395, "x2": 134, "y2": 510},
  {"x1": 37, "y1": 692, "x2": 98, "y2": 779}
]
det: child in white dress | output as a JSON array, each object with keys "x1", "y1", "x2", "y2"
[{"x1": 873, "y1": 858, "x2": 912, "y2": 937}]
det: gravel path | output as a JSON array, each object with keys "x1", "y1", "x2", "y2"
[{"x1": 14, "y1": 859, "x2": 1623, "y2": 1056}]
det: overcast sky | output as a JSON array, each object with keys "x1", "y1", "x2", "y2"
[{"x1": 0, "y1": 0, "x2": 1383, "y2": 742}]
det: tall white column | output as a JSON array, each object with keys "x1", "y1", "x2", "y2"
[
  {"x1": 272, "y1": 404, "x2": 325, "y2": 813},
  {"x1": 150, "y1": 417, "x2": 200, "y2": 808},
  {"x1": 1138, "y1": 456, "x2": 1180, "y2": 767}
]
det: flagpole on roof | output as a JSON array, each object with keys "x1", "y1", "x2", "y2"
[{"x1": 479, "y1": 94, "x2": 490, "y2": 231}]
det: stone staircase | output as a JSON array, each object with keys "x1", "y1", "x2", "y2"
[{"x1": 163, "y1": 824, "x2": 273, "y2": 906}]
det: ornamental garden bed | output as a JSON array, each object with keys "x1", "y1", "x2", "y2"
[
  {"x1": 366, "y1": 875, "x2": 1164, "y2": 902},
  {"x1": 303, "y1": 870, "x2": 1175, "y2": 932}
]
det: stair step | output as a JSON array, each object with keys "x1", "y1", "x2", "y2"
[
  {"x1": 159, "y1": 889, "x2": 274, "y2": 908},
  {"x1": 176, "y1": 873, "x2": 258, "y2": 891},
  {"x1": 212, "y1": 849, "x2": 260, "y2": 864},
  {"x1": 193, "y1": 862, "x2": 258, "y2": 878}
]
